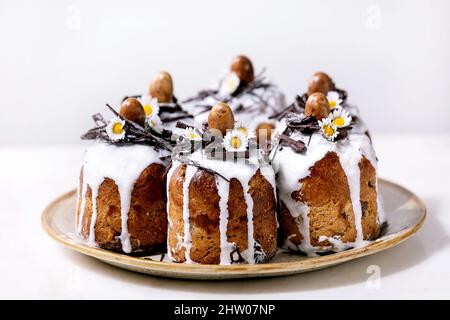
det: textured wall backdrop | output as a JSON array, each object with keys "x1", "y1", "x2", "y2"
[{"x1": 1, "y1": 0, "x2": 449, "y2": 145}]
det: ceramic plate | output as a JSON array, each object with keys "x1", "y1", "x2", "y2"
[{"x1": 42, "y1": 179, "x2": 426, "y2": 280}]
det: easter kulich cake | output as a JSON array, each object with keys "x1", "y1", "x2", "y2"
[
  {"x1": 183, "y1": 55, "x2": 286, "y2": 130},
  {"x1": 123, "y1": 71, "x2": 193, "y2": 131},
  {"x1": 273, "y1": 72, "x2": 384, "y2": 255},
  {"x1": 76, "y1": 98, "x2": 173, "y2": 253},
  {"x1": 167, "y1": 103, "x2": 278, "y2": 264}
]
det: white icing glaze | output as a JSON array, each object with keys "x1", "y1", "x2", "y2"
[
  {"x1": 76, "y1": 141, "x2": 168, "y2": 253},
  {"x1": 181, "y1": 165, "x2": 197, "y2": 263},
  {"x1": 216, "y1": 177, "x2": 233, "y2": 265},
  {"x1": 167, "y1": 149, "x2": 276, "y2": 264},
  {"x1": 274, "y1": 124, "x2": 380, "y2": 255}
]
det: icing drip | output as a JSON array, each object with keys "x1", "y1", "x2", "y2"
[
  {"x1": 76, "y1": 176, "x2": 88, "y2": 235},
  {"x1": 244, "y1": 184, "x2": 255, "y2": 264},
  {"x1": 181, "y1": 165, "x2": 197, "y2": 263},
  {"x1": 337, "y1": 138, "x2": 364, "y2": 242},
  {"x1": 216, "y1": 177, "x2": 233, "y2": 265},
  {"x1": 76, "y1": 142, "x2": 167, "y2": 253},
  {"x1": 88, "y1": 187, "x2": 98, "y2": 245},
  {"x1": 165, "y1": 162, "x2": 179, "y2": 261}
]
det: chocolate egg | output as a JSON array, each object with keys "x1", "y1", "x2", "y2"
[
  {"x1": 207, "y1": 102, "x2": 235, "y2": 136},
  {"x1": 119, "y1": 98, "x2": 146, "y2": 126},
  {"x1": 230, "y1": 55, "x2": 254, "y2": 84},
  {"x1": 256, "y1": 122, "x2": 275, "y2": 144},
  {"x1": 307, "y1": 72, "x2": 334, "y2": 96},
  {"x1": 305, "y1": 93, "x2": 330, "y2": 120},
  {"x1": 149, "y1": 71, "x2": 173, "y2": 103}
]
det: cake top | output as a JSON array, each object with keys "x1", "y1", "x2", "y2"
[
  {"x1": 269, "y1": 72, "x2": 364, "y2": 156},
  {"x1": 80, "y1": 97, "x2": 173, "y2": 153},
  {"x1": 171, "y1": 102, "x2": 272, "y2": 169},
  {"x1": 183, "y1": 55, "x2": 285, "y2": 118}
]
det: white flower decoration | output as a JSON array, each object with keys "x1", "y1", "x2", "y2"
[
  {"x1": 146, "y1": 114, "x2": 163, "y2": 133},
  {"x1": 183, "y1": 128, "x2": 202, "y2": 141},
  {"x1": 326, "y1": 91, "x2": 342, "y2": 110},
  {"x1": 223, "y1": 129, "x2": 248, "y2": 152},
  {"x1": 318, "y1": 117, "x2": 339, "y2": 141},
  {"x1": 330, "y1": 108, "x2": 352, "y2": 128},
  {"x1": 139, "y1": 94, "x2": 160, "y2": 118},
  {"x1": 219, "y1": 72, "x2": 240, "y2": 96},
  {"x1": 270, "y1": 128, "x2": 282, "y2": 146},
  {"x1": 234, "y1": 121, "x2": 256, "y2": 139},
  {"x1": 106, "y1": 117, "x2": 126, "y2": 141}
]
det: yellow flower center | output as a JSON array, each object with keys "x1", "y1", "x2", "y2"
[
  {"x1": 329, "y1": 100, "x2": 336, "y2": 109},
  {"x1": 143, "y1": 104, "x2": 153, "y2": 116},
  {"x1": 112, "y1": 122, "x2": 123, "y2": 135},
  {"x1": 332, "y1": 117, "x2": 345, "y2": 127},
  {"x1": 188, "y1": 133, "x2": 198, "y2": 140},
  {"x1": 237, "y1": 127, "x2": 248, "y2": 136},
  {"x1": 323, "y1": 125, "x2": 335, "y2": 137},
  {"x1": 231, "y1": 136, "x2": 242, "y2": 149}
]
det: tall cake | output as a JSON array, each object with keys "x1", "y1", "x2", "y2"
[
  {"x1": 273, "y1": 72, "x2": 384, "y2": 255},
  {"x1": 166, "y1": 103, "x2": 278, "y2": 264},
  {"x1": 76, "y1": 98, "x2": 173, "y2": 253}
]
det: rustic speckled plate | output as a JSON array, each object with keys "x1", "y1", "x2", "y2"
[{"x1": 42, "y1": 179, "x2": 426, "y2": 280}]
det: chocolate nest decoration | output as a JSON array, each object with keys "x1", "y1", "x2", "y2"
[
  {"x1": 122, "y1": 95, "x2": 193, "y2": 123},
  {"x1": 81, "y1": 104, "x2": 173, "y2": 151},
  {"x1": 182, "y1": 69, "x2": 276, "y2": 116},
  {"x1": 269, "y1": 87, "x2": 348, "y2": 121}
]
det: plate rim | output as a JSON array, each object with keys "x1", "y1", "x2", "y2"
[{"x1": 41, "y1": 178, "x2": 427, "y2": 277}]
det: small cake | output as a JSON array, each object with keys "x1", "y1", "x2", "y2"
[
  {"x1": 123, "y1": 71, "x2": 193, "y2": 131},
  {"x1": 76, "y1": 98, "x2": 173, "y2": 253},
  {"x1": 166, "y1": 103, "x2": 278, "y2": 264},
  {"x1": 183, "y1": 55, "x2": 286, "y2": 129},
  {"x1": 273, "y1": 73, "x2": 384, "y2": 255}
]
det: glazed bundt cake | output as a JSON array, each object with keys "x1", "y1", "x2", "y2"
[
  {"x1": 166, "y1": 103, "x2": 278, "y2": 264},
  {"x1": 76, "y1": 98, "x2": 172, "y2": 253},
  {"x1": 273, "y1": 73, "x2": 384, "y2": 255},
  {"x1": 183, "y1": 55, "x2": 286, "y2": 129}
]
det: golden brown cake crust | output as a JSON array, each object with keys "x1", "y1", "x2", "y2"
[
  {"x1": 78, "y1": 163, "x2": 167, "y2": 253},
  {"x1": 279, "y1": 151, "x2": 380, "y2": 250},
  {"x1": 168, "y1": 165, "x2": 277, "y2": 264}
]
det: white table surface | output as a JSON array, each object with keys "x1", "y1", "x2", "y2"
[{"x1": 1, "y1": 133, "x2": 449, "y2": 299}]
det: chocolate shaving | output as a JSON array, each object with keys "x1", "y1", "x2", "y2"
[
  {"x1": 285, "y1": 113, "x2": 320, "y2": 134},
  {"x1": 279, "y1": 134, "x2": 306, "y2": 153},
  {"x1": 230, "y1": 245, "x2": 245, "y2": 264},
  {"x1": 174, "y1": 156, "x2": 230, "y2": 182}
]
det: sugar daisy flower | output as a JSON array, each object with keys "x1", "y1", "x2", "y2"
[
  {"x1": 223, "y1": 129, "x2": 249, "y2": 152},
  {"x1": 234, "y1": 121, "x2": 256, "y2": 139},
  {"x1": 219, "y1": 72, "x2": 240, "y2": 96},
  {"x1": 140, "y1": 94, "x2": 160, "y2": 118},
  {"x1": 106, "y1": 116, "x2": 126, "y2": 141},
  {"x1": 330, "y1": 108, "x2": 352, "y2": 128},
  {"x1": 146, "y1": 114, "x2": 163, "y2": 133},
  {"x1": 183, "y1": 128, "x2": 202, "y2": 141},
  {"x1": 318, "y1": 117, "x2": 339, "y2": 141},
  {"x1": 326, "y1": 91, "x2": 343, "y2": 110}
]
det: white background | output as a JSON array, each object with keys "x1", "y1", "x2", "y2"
[
  {"x1": 1, "y1": 0, "x2": 450, "y2": 300},
  {"x1": 1, "y1": 0, "x2": 450, "y2": 146}
]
